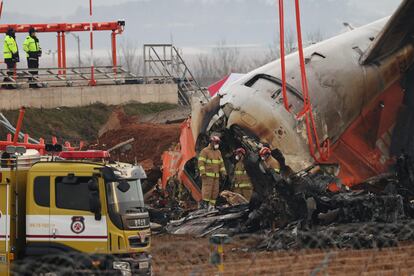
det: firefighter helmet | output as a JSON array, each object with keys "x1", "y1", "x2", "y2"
[
  {"x1": 259, "y1": 147, "x2": 271, "y2": 158},
  {"x1": 234, "y1": 148, "x2": 246, "y2": 156},
  {"x1": 210, "y1": 136, "x2": 221, "y2": 143}
]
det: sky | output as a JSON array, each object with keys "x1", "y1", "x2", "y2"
[
  {"x1": 2, "y1": 0, "x2": 402, "y2": 66},
  {"x1": 5, "y1": 0, "x2": 400, "y2": 18},
  {"x1": 6, "y1": 0, "x2": 134, "y2": 16}
]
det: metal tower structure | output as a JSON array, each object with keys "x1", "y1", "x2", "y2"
[{"x1": 143, "y1": 44, "x2": 209, "y2": 105}]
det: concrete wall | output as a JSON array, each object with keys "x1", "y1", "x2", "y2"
[{"x1": 0, "y1": 84, "x2": 178, "y2": 110}]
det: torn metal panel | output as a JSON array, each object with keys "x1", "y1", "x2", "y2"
[{"x1": 166, "y1": 205, "x2": 249, "y2": 237}]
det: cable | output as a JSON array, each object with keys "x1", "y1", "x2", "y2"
[{"x1": 277, "y1": 0, "x2": 330, "y2": 162}]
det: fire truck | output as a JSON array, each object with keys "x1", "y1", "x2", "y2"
[{"x1": 0, "y1": 147, "x2": 151, "y2": 275}]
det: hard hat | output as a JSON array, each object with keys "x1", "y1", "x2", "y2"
[
  {"x1": 210, "y1": 136, "x2": 221, "y2": 143},
  {"x1": 259, "y1": 147, "x2": 271, "y2": 158},
  {"x1": 29, "y1": 27, "x2": 36, "y2": 35},
  {"x1": 234, "y1": 148, "x2": 246, "y2": 156}
]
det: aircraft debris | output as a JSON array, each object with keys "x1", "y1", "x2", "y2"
[{"x1": 165, "y1": 152, "x2": 414, "y2": 250}]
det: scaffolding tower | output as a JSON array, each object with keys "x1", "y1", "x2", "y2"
[{"x1": 143, "y1": 44, "x2": 209, "y2": 105}]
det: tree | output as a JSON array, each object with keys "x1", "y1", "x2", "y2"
[
  {"x1": 306, "y1": 29, "x2": 325, "y2": 45},
  {"x1": 118, "y1": 40, "x2": 142, "y2": 75},
  {"x1": 213, "y1": 40, "x2": 241, "y2": 77},
  {"x1": 193, "y1": 40, "x2": 242, "y2": 86}
]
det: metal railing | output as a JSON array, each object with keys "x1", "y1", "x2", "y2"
[
  {"x1": 0, "y1": 66, "x2": 156, "y2": 88},
  {"x1": 143, "y1": 44, "x2": 209, "y2": 105},
  {"x1": 0, "y1": 155, "x2": 41, "y2": 170}
]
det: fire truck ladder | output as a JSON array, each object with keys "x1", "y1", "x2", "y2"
[{"x1": 143, "y1": 44, "x2": 208, "y2": 106}]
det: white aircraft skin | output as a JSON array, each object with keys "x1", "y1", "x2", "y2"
[{"x1": 199, "y1": 14, "x2": 414, "y2": 172}]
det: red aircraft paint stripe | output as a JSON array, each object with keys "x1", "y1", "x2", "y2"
[{"x1": 208, "y1": 75, "x2": 230, "y2": 97}]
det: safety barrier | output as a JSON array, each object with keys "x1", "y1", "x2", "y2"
[{"x1": 0, "y1": 66, "x2": 161, "y2": 88}]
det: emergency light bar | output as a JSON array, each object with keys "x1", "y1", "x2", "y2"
[{"x1": 58, "y1": 150, "x2": 110, "y2": 160}]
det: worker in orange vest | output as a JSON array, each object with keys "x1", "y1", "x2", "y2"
[
  {"x1": 198, "y1": 135, "x2": 227, "y2": 210},
  {"x1": 232, "y1": 148, "x2": 253, "y2": 200}
]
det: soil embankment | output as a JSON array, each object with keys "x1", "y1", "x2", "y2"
[{"x1": 96, "y1": 108, "x2": 181, "y2": 170}]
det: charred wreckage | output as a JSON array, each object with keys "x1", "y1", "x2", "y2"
[
  {"x1": 156, "y1": 0, "x2": 414, "y2": 251},
  {"x1": 166, "y1": 137, "x2": 414, "y2": 250}
]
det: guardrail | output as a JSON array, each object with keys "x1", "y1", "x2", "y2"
[{"x1": 0, "y1": 66, "x2": 174, "y2": 88}]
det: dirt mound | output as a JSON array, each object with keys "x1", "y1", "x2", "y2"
[
  {"x1": 98, "y1": 121, "x2": 180, "y2": 170},
  {"x1": 98, "y1": 107, "x2": 137, "y2": 137},
  {"x1": 138, "y1": 106, "x2": 190, "y2": 124}
]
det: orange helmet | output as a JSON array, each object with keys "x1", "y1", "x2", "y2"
[
  {"x1": 234, "y1": 148, "x2": 246, "y2": 156},
  {"x1": 259, "y1": 147, "x2": 271, "y2": 158},
  {"x1": 210, "y1": 135, "x2": 221, "y2": 143}
]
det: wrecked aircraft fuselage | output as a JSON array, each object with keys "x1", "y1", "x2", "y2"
[
  {"x1": 164, "y1": 0, "x2": 414, "y2": 252},
  {"x1": 193, "y1": 0, "x2": 414, "y2": 186}
]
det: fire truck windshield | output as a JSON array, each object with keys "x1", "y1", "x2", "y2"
[{"x1": 106, "y1": 179, "x2": 145, "y2": 214}]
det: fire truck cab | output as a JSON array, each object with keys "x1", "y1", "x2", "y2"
[{"x1": 0, "y1": 148, "x2": 151, "y2": 275}]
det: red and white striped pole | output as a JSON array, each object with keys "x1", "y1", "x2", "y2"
[{"x1": 89, "y1": 0, "x2": 96, "y2": 86}]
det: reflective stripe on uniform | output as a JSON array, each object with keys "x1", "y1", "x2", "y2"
[
  {"x1": 205, "y1": 172, "x2": 220, "y2": 178},
  {"x1": 202, "y1": 199, "x2": 216, "y2": 205},
  {"x1": 220, "y1": 167, "x2": 226, "y2": 172},
  {"x1": 205, "y1": 159, "x2": 223, "y2": 164},
  {"x1": 235, "y1": 183, "x2": 251, "y2": 189},
  {"x1": 274, "y1": 168, "x2": 281, "y2": 173},
  {"x1": 199, "y1": 166, "x2": 206, "y2": 171},
  {"x1": 234, "y1": 170, "x2": 246, "y2": 175},
  {"x1": 198, "y1": 156, "x2": 207, "y2": 161}
]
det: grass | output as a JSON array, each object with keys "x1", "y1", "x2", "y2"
[
  {"x1": 123, "y1": 102, "x2": 178, "y2": 117},
  {"x1": 0, "y1": 102, "x2": 178, "y2": 143}
]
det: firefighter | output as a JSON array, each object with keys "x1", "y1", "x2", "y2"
[
  {"x1": 247, "y1": 146, "x2": 291, "y2": 229},
  {"x1": 23, "y1": 27, "x2": 42, "y2": 88},
  {"x1": 3, "y1": 28, "x2": 19, "y2": 89},
  {"x1": 198, "y1": 135, "x2": 227, "y2": 210},
  {"x1": 233, "y1": 148, "x2": 253, "y2": 200},
  {"x1": 259, "y1": 147, "x2": 281, "y2": 175}
]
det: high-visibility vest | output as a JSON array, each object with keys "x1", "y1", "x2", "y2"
[
  {"x1": 23, "y1": 36, "x2": 41, "y2": 58},
  {"x1": 3, "y1": 35, "x2": 18, "y2": 59}
]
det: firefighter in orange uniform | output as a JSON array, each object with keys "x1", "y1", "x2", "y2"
[
  {"x1": 198, "y1": 136, "x2": 227, "y2": 209},
  {"x1": 232, "y1": 148, "x2": 253, "y2": 200}
]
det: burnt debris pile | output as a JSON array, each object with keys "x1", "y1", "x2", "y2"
[
  {"x1": 261, "y1": 220, "x2": 414, "y2": 250},
  {"x1": 166, "y1": 153, "x2": 414, "y2": 250}
]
